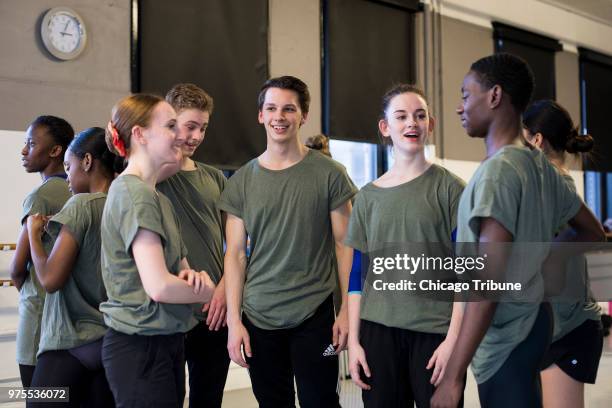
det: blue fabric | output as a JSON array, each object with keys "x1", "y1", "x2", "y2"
[{"x1": 348, "y1": 250, "x2": 362, "y2": 294}]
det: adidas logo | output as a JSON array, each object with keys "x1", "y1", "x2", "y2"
[{"x1": 322, "y1": 344, "x2": 336, "y2": 357}]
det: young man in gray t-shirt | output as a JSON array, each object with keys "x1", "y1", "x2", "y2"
[{"x1": 220, "y1": 76, "x2": 356, "y2": 407}]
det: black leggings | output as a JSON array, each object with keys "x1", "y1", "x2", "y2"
[
  {"x1": 27, "y1": 350, "x2": 114, "y2": 408},
  {"x1": 478, "y1": 303, "x2": 552, "y2": 408},
  {"x1": 19, "y1": 364, "x2": 35, "y2": 388}
]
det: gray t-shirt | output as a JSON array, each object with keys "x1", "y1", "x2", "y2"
[
  {"x1": 457, "y1": 146, "x2": 582, "y2": 384},
  {"x1": 551, "y1": 174, "x2": 601, "y2": 341},
  {"x1": 17, "y1": 176, "x2": 70, "y2": 365},
  {"x1": 38, "y1": 193, "x2": 108, "y2": 355},
  {"x1": 218, "y1": 150, "x2": 357, "y2": 329},
  {"x1": 157, "y1": 162, "x2": 226, "y2": 320},
  {"x1": 345, "y1": 164, "x2": 465, "y2": 333},
  {"x1": 100, "y1": 175, "x2": 196, "y2": 335}
]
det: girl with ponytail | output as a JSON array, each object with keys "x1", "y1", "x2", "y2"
[{"x1": 100, "y1": 94, "x2": 215, "y2": 407}]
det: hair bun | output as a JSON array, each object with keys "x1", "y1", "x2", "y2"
[{"x1": 566, "y1": 130, "x2": 594, "y2": 154}]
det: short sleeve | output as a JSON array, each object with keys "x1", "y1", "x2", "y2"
[
  {"x1": 468, "y1": 177, "x2": 520, "y2": 238},
  {"x1": 345, "y1": 192, "x2": 368, "y2": 253},
  {"x1": 218, "y1": 171, "x2": 245, "y2": 218},
  {"x1": 447, "y1": 176, "x2": 466, "y2": 231},
  {"x1": 118, "y1": 186, "x2": 166, "y2": 253},
  {"x1": 47, "y1": 196, "x2": 88, "y2": 247},
  {"x1": 329, "y1": 165, "x2": 358, "y2": 211},
  {"x1": 21, "y1": 192, "x2": 48, "y2": 225},
  {"x1": 552, "y1": 171, "x2": 582, "y2": 227}
]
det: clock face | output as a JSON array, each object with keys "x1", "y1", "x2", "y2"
[
  {"x1": 47, "y1": 13, "x2": 81, "y2": 53},
  {"x1": 40, "y1": 7, "x2": 87, "y2": 60}
]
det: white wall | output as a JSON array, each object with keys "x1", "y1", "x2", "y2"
[{"x1": 0, "y1": 131, "x2": 42, "y2": 242}]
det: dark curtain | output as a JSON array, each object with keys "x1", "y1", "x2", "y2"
[
  {"x1": 134, "y1": 0, "x2": 269, "y2": 169},
  {"x1": 493, "y1": 22, "x2": 561, "y2": 102},
  {"x1": 323, "y1": 0, "x2": 419, "y2": 143}
]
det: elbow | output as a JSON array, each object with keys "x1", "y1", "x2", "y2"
[
  {"x1": 595, "y1": 225, "x2": 607, "y2": 242},
  {"x1": 145, "y1": 281, "x2": 167, "y2": 303},
  {"x1": 40, "y1": 278, "x2": 60, "y2": 294}
]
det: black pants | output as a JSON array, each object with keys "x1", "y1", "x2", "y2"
[
  {"x1": 185, "y1": 323, "x2": 230, "y2": 408},
  {"x1": 19, "y1": 364, "x2": 35, "y2": 388},
  {"x1": 360, "y1": 320, "x2": 464, "y2": 408},
  {"x1": 27, "y1": 349, "x2": 114, "y2": 408},
  {"x1": 243, "y1": 296, "x2": 340, "y2": 408},
  {"x1": 478, "y1": 303, "x2": 552, "y2": 408},
  {"x1": 102, "y1": 329, "x2": 185, "y2": 408}
]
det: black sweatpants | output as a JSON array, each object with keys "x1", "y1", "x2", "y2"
[
  {"x1": 478, "y1": 303, "x2": 553, "y2": 408},
  {"x1": 102, "y1": 329, "x2": 185, "y2": 408},
  {"x1": 27, "y1": 349, "x2": 114, "y2": 408},
  {"x1": 185, "y1": 323, "x2": 230, "y2": 408},
  {"x1": 359, "y1": 319, "x2": 465, "y2": 408},
  {"x1": 243, "y1": 295, "x2": 340, "y2": 408}
]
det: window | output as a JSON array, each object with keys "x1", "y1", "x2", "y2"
[
  {"x1": 322, "y1": 0, "x2": 419, "y2": 184},
  {"x1": 580, "y1": 48, "x2": 612, "y2": 220},
  {"x1": 329, "y1": 140, "x2": 378, "y2": 188}
]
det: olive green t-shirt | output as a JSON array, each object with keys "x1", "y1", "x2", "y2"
[
  {"x1": 100, "y1": 175, "x2": 196, "y2": 335},
  {"x1": 457, "y1": 146, "x2": 582, "y2": 384},
  {"x1": 218, "y1": 150, "x2": 357, "y2": 329},
  {"x1": 38, "y1": 193, "x2": 108, "y2": 355},
  {"x1": 157, "y1": 162, "x2": 226, "y2": 320},
  {"x1": 551, "y1": 174, "x2": 601, "y2": 342},
  {"x1": 345, "y1": 164, "x2": 465, "y2": 333},
  {"x1": 17, "y1": 176, "x2": 70, "y2": 365}
]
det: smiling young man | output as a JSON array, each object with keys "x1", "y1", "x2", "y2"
[
  {"x1": 219, "y1": 76, "x2": 357, "y2": 407},
  {"x1": 156, "y1": 83, "x2": 230, "y2": 408},
  {"x1": 430, "y1": 54, "x2": 605, "y2": 408},
  {"x1": 10, "y1": 115, "x2": 73, "y2": 387}
]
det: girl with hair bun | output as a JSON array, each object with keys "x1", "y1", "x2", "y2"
[
  {"x1": 523, "y1": 99, "x2": 594, "y2": 167},
  {"x1": 523, "y1": 99, "x2": 603, "y2": 408},
  {"x1": 100, "y1": 94, "x2": 215, "y2": 407},
  {"x1": 26, "y1": 127, "x2": 117, "y2": 407}
]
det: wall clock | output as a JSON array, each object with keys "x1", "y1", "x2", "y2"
[{"x1": 40, "y1": 7, "x2": 87, "y2": 60}]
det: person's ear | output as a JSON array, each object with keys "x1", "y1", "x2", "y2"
[
  {"x1": 82, "y1": 153, "x2": 93, "y2": 172},
  {"x1": 300, "y1": 112, "x2": 308, "y2": 127},
  {"x1": 378, "y1": 119, "x2": 390, "y2": 137},
  {"x1": 49, "y1": 145, "x2": 63, "y2": 158},
  {"x1": 533, "y1": 132, "x2": 544, "y2": 149},
  {"x1": 132, "y1": 125, "x2": 146, "y2": 146},
  {"x1": 489, "y1": 85, "x2": 502, "y2": 109}
]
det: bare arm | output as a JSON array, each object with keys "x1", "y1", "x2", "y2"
[
  {"x1": 224, "y1": 214, "x2": 251, "y2": 367},
  {"x1": 330, "y1": 200, "x2": 353, "y2": 351},
  {"x1": 9, "y1": 225, "x2": 30, "y2": 290},
  {"x1": 431, "y1": 217, "x2": 511, "y2": 407},
  {"x1": 347, "y1": 292, "x2": 371, "y2": 390},
  {"x1": 27, "y1": 215, "x2": 78, "y2": 293},
  {"x1": 132, "y1": 228, "x2": 214, "y2": 304},
  {"x1": 561, "y1": 203, "x2": 606, "y2": 243}
]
